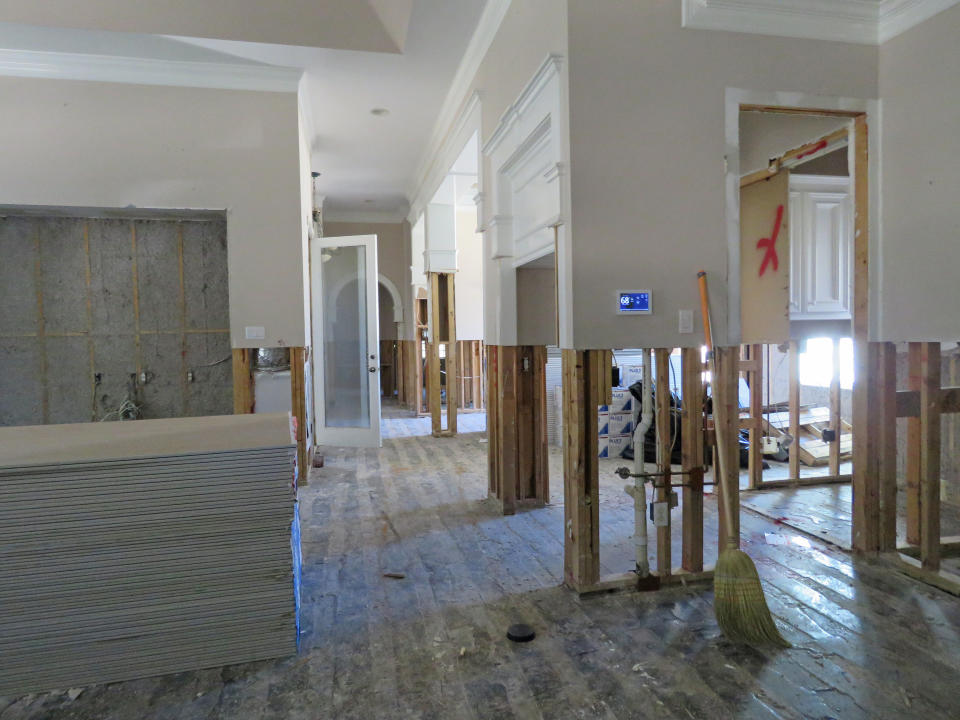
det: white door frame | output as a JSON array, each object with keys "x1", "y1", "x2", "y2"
[{"x1": 310, "y1": 234, "x2": 381, "y2": 448}]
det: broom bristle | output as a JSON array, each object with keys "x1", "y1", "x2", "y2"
[{"x1": 714, "y1": 548, "x2": 790, "y2": 647}]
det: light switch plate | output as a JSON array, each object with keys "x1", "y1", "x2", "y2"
[
  {"x1": 245, "y1": 326, "x2": 265, "y2": 340},
  {"x1": 678, "y1": 310, "x2": 693, "y2": 334}
]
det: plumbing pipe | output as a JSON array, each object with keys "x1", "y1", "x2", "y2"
[{"x1": 631, "y1": 348, "x2": 653, "y2": 577}]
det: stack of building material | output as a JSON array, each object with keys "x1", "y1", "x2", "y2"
[{"x1": 0, "y1": 413, "x2": 299, "y2": 697}]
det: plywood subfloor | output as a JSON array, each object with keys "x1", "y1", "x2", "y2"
[{"x1": 4, "y1": 432, "x2": 960, "y2": 719}]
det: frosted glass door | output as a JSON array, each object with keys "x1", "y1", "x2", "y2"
[{"x1": 311, "y1": 234, "x2": 381, "y2": 447}]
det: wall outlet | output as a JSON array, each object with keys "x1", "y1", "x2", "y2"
[
  {"x1": 678, "y1": 309, "x2": 693, "y2": 334},
  {"x1": 245, "y1": 326, "x2": 265, "y2": 340}
]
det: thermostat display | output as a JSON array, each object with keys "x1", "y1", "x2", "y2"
[{"x1": 617, "y1": 291, "x2": 652, "y2": 314}]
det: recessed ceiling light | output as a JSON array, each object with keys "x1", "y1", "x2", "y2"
[{"x1": 370, "y1": 108, "x2": 390, "y2": 117}]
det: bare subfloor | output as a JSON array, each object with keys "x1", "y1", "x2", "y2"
[{"x1": 4, "y1": 429, "x2": 960, "y2": 719}]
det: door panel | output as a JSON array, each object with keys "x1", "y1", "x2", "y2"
[{"x1": 310, "y1": 234, "x2": 381, "y2": 447}]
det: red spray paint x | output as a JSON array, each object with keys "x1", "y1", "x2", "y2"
[{"x1": 757, "y1": 204, "x2": 783, "y2": 277}]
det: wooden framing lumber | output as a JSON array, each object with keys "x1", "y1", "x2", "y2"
[
  {"x1": 829, "y1": 339, "x2": 842, "y2": 475},
  {"x1": 850, "y1": 114, "x2": 877, "y2": 554},
  {"x1": 562, "y1": 349, "x2": 602, "y2": 592},
  {"x1": 749, "y1": 474, "x2": 851, "y2": 489},
  {"x1": 289, "y1": 347, "x2": 308, "y2": 487},
  {"x1": 906, "y1": 342, "x2": 921, "y2": 545},
  {"x1": 744, "y1": 344, "x2": 763, "y2": 490},
  {"x1": 428, "y1": 272, "x2": 457, "y2": 436},
  {"x1": 231, "y1": 348, "x2": 254, "y2": 414},
  {"x1": 788, "y1": 340, "x2": 801, "y2": 480},
  {"x1": 655, "y1": 348, "x2": 672, "y2": 577},
  {"x1": 877, "y1": 342, "x2": 897, "y2": 552},
  {"x1": 920, "y1": 342, "x2": 941, "y2": 571},
  {"x1": 578, "y1": 567, "x2": 715, "y2": 596},
  {"x1": 487, "y1": 345, "x2": 500, "y2": 499},
  {"x1": 497, "y1": 345, "x2": 519, "y2": 514},
  {"x1": 681, "y1": 347, "x2": 704, "y2": 573},
  {"x1": 487, "y1": 345, "x2": 548, "y2": 514}
]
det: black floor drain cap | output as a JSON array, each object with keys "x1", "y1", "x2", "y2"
[{"x1": 507, "y1": 623, "x2": 536, "y2": 642}]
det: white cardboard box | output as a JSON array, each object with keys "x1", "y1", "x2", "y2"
[
  {"x1": 607, "y1": 434, "x2": 632, "y2": 458},
  {"x1": 608, "y1": 411, "x2": 633, "y2": 436},
  {"x1": 609, "y1": 388, "x2": 633, "y2": 412},
  {"x1": 597, "y1": 436, "x2": 609, "y2": 458},
  {"x1": 597, "y1": 410, "x2": 609, "y2": 436}
]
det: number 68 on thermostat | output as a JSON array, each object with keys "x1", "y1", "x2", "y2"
[{"x1": 616, "y1": 290, "x2": 652, "y2": 314}]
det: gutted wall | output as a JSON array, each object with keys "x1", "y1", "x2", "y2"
[
  {"x1": 565, "y1": 1, "x2": 877, "y2": 349},
  {"x1": 879, "y1": 4, "x2": 960, "y2": 342},
  {"x1": 0, "y1": 212, "x2": 232, "y2": 426},
  {"x1": 0, "y1": 76, "x2": 304, "y2": 349}
]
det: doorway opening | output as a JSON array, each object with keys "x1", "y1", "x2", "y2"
[{"x1": 732, "y1": 101, "x2": 870, "y2": 550}]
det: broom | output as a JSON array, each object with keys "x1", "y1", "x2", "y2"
[{"x1": 697, "y1": 270, "x2": 789, "y2": 647}]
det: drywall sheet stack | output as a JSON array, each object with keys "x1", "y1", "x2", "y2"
[{"x1": 0, "y1": 413, "x2": 298, "y2": 697}]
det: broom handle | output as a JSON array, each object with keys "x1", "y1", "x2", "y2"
[{"x1": 697, "y1": 271, "x2": 738, "y2": 550}]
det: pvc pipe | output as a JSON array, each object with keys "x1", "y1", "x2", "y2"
[{"x1": 632, "y1": 348, "x2": 653, "y2": 577}]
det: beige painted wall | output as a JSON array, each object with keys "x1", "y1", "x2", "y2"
[
  {"x1": 455, "y1": 207, "x2": 483, "y2": 340},
  {"x1": 740, "y1": 111, "x2": 849, "y2": 176},
  {"x1": 322, "y1": 220, "x2": 411, "y2": 341},
  {"x1": 566, "y1": 2, "x2": 877, "y2": 349},
  {"x1": 426, "y1": 0, "x2": 567, "y2": 347},
  {"x1": 879, "y1": 4, "x2": 960, "y2": 341},
  {"x1": 0, "y1": 76, "x2": 304, "y2": 349},
  {"x1": 517, "y1": 266, "x2": 558, "y2": 346}
]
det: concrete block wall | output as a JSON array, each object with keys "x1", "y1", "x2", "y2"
[{"x1": 0, "y1": 212, "x2": 232, "y2": 425}]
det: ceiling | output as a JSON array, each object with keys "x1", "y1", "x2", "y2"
[
  {"x1": 173, "y1": 0, "x2": 486, "y2": 219},
  {"x1": 0, "y1": 0, "x2": 488, "y2": 220},
  {"x1": 0, "y1": 0, "x2": 415, "y2": 53}
]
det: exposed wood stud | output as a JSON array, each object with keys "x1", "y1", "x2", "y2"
[
  {"x1": 445, "y1": 273, "x2": 457, "y2": 435},
  {"x1": 498, "y1": 345, "x2": 518, "y2": 515},
  {"x1": 906, "y1": 342, "x2": 922, "y2": 546},
  {"x1": 562, "y1": 349, "x2": 601, "y2": 592},
  {"x1": 231, "y1": 348, "x2": 255, "y2": 414},
  {"x1": 789, "y1": 339, "x2": 800, "y2": 480},
  {"x1": 289, "y1": 347, "x2": 308, "y2": 488},
  {"x1": 746, "y1": 344, "x2": 763, "y2": 489},
  {"x1": 850, "y1": 113, "x2": 875, "y2": 554},
  {"x1": 829, "y1": 338, "x2": 842, "y2": 476},
  {"x1": 655, "y1": 348, "x2": 672, "y2": 577},
  {"x1": 920, "y1": 342, "x2": 941, "y2": 571},
  {"x1": 877, "y1": 342, "x2": 897, "y2": 551},
  {"x1": 681, "y1": 347, "x2": 704, "y2": 572}
]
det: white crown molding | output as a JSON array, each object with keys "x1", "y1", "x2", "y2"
[
  {"x1": 405, "y1": 0, "x2": 513, "y2": 214},
  {"x1": 682, "y1": 0, "x2": 959, "y2": 45},
  {"x1": 879, "y1": 0, "x2": 960, "y2": 41},
  {"x1": 0, "y1": 47, "x2": 302, "y2": 92}
]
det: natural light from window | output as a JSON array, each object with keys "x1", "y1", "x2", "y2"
[{"x1": 799, "y1": 337, "x2": 854, "y2": 390}]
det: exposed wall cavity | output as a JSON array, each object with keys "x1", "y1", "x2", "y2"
[{"x1": 0, "y1": 211, "x2": 231, "y2": 426}]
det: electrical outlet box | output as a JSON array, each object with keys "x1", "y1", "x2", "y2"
[
  {"x1": 245, "y1": 326, "x2": 265, "y2": 340},
  {"x1": 650, "y1": 501, "x2": 670, "y2": 527},
  {"x1": 678, "y1": 309, "x2": 693, "y2": 334}
]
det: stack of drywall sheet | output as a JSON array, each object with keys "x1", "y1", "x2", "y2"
[{"x1": 0, "y1": 413, "x2": 298, "y2": 697}]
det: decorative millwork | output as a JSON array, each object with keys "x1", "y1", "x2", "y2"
[
  {"x1": 483, "y1": 54, "x2": 568, "y2": 264},
  {"x1": 682, "y1": 0, "x2": 960, "y2": 45}
]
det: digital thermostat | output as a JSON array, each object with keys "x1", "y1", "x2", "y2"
[{"x1": 617, "y1": 290, "x2": 652, "y2": 314}]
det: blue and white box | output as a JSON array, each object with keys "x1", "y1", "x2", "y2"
[
  {"x1": 608, "y1": 411, "x2": 633, "y2": 436},
  {"x1": 609, "y1": 388, "x2": 633, "y2": 413},
  {"x1": 597, "y1": 410, "x2": 609, "y2": 436},
  {"x1": 607, "y1": 434, "x2": 632, "y2": 458},
  {"x1": 622, "y1": 364, "x2": 644, "y2": 389},
  {"x1": 598, "y1": 436, "x2": 609, "y2": 458}
]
